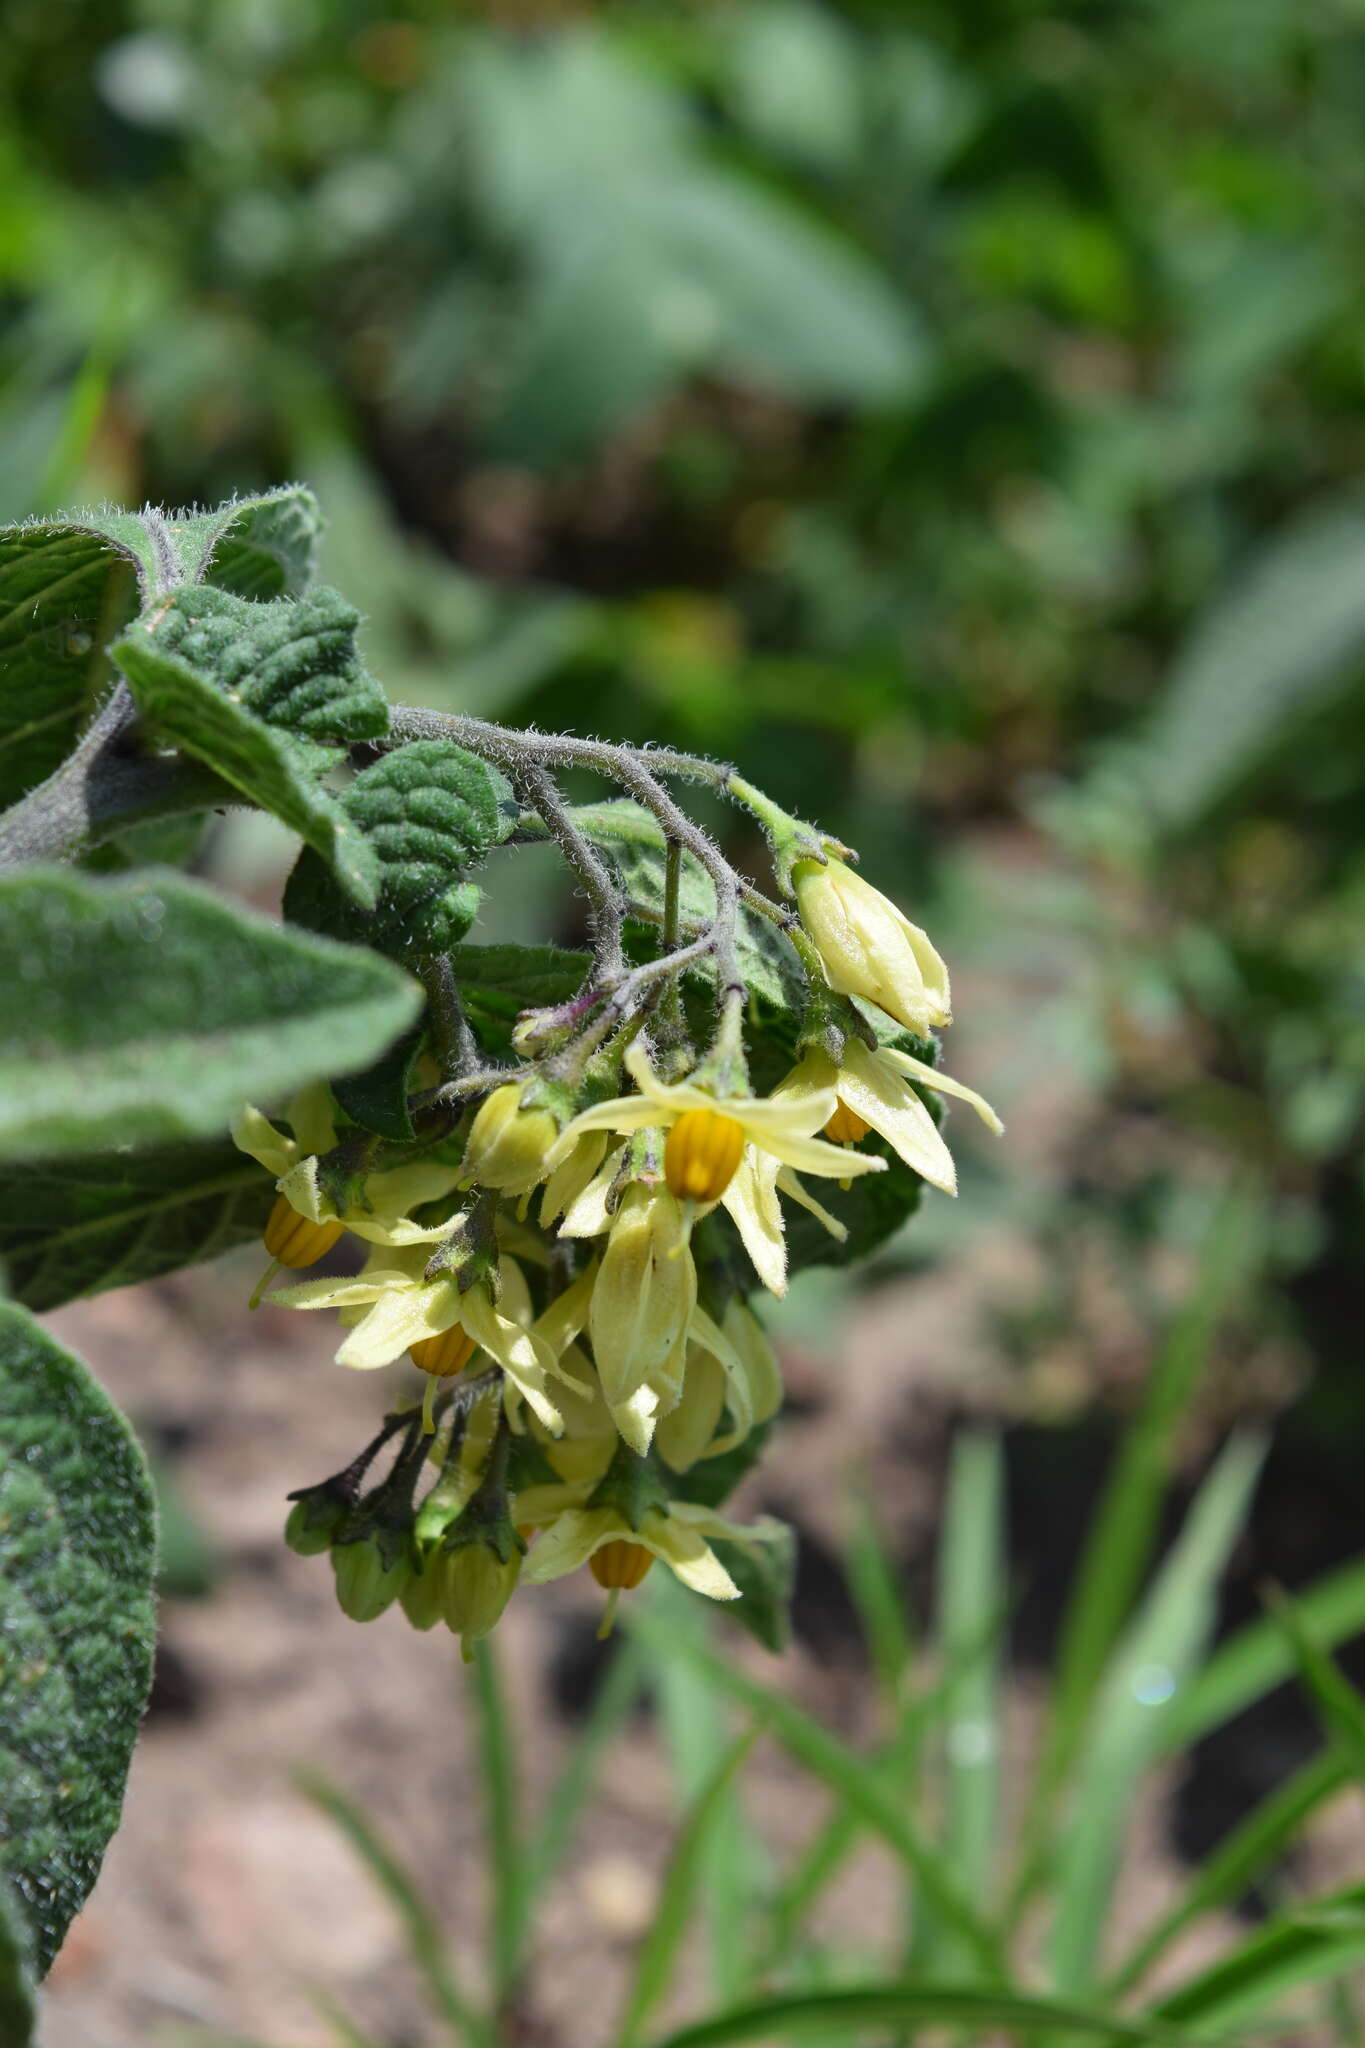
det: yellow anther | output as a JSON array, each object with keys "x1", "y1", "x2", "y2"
[
  {"x1": 823, "y1": 1100, "x2": 871, "y2": 1145},
  {"x1": 263, "y1": 1194, "x2": 345, "y2": 1268},
  {"x1": 589, "y1": 1540, "x2": 655, "y2": 1591},
  {"x1": 663, "y1": 1109, "x2": 745, "y2": 1203},
  {"x1": 409, "y1": 1328, "x2": 479, "y2": 1378}
]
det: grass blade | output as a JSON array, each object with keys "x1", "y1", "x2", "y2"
[
  {"x1": 627, "y1": 1609, "x2": 1007, "y2": 1982},
  {"x1": 616, "y1": 1724, "x2": 763, "y2": 2048},
  {"x1": 1107, "y1": 1747, "x2": 1348, "y2": 1997},
  {"x1": 470, "y1": 1637, "x2": 525, "y2": 2006},
  {"x1": 651, "y1": 1586, "x2": 763, "y2": 2004},
  {"x1": 1151, "y1": 1880, "x2": 1365, "y2": 2032},
  {"x1": 843, "y1": 1487, "x2": 916, "y2": 1700},
  {"x1": 1262, "y1": 1584, "x2": 1365, "y2": 1779},
  {"x1": 1049, "y1": 1429, "x2": 1267, "y2": 1997},
  {"x1": 938, "y1": 1432, "x2": 1004, "y2": 1912},
  {"x1": 1013, "y1": 1195, "x2": 1254, "y2": 1919},
  {"x1": 642, "y1": 1983, "x2": 1194, "y2": 2048},
  {"x1": 529, "y1": 1635, "x2": 645, "y2": 1905},
  {"x1": 297, "y1": 1769, "x2": 489, "y2": 2048},
  {"x1": 1162, "y1": 1557, "x2": 1365, "y2": 1755}
]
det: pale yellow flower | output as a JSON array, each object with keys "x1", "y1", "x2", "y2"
[
  {"x1": 233, "y1": 1093, "x2": 462, "y2": 1248},
  {"x1": 514, "y1": 1485, "x2": 787, "y2": 1602},
  {"x1": 656, "y1": 1298, "x2": 783, "y2": 1472},
  {"x1": 779, "y1": 1040, "x2": 1002, "y2": 1197},
  {"x1": 793, "y1": 855, "x2": 951, "y2": 1034}
]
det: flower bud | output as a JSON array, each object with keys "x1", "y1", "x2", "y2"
[
  {"x1": 590, "y1": 1540, "x2": 654, "y2": 1591},
  {"x1": 400, "y1": 1553, "x2": 451, "y2": 1632},
  {"x1": 409, "y1": 1327, "x2": 479, "y2": 1377},
  {"x1": 823, "y1": 1100, "x2": 871, "y2": 1145},
  {"x1": 462, "y1": 1084, "x2": 560, "y2": 1196},
  {"x1": 285, "y1": 1491, "x2": 347, "y2": 1557},
  {"x1": 331, "y1": 1536, "x2": 412, "y2": 1622},
  {"x1": 664, "y1": 1109, "x2": 746, "y2": 1203},
  {"x1": 441, "y1": 1543, "x2": 522, "y2": 1646},
  {"x1": 263, "y1": 1192, "x2": 346, "y2": 1267},
  {"x1": 792, "y1": 856, "x2": 951, "y2": 1035},
  {"x1": 590, "y1": 1186, "x2": 696, "y2": 1409}
]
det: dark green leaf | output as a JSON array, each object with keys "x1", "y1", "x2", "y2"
[
  {"x1": 0, "y1": 868, "x2": 422, "y2": 1161},
  {"x1": 0, "y1": 1870, "x2": 36, "y2": 2048},
  {"x1": 0, "y1": 521, "x2": 140, "y2": 809},
  {"x1": 1153, "y1": 1878, "x2": 1365, "y2": 2033},
  {"x1": 114, "y1": 587, "x2": 387, "y2": 905},
  {"x1": 708, "y1": 1524, "x2": 795, "y2": 1653},
  {"x1": 284, "y1": 741, "x2": 516, "y2": 960},
  {"x1": 0, "y1": 1303, "x2": 156, "y2": 1974},
  {"x1": 331, "y1": 1022, "x2": 426, "y2": 1143},
  {"x1": 0, "y1": 1139, "x2": 273, "y2": 1312}
]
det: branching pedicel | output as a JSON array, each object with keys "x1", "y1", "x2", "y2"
[{"x1": 0, "y1": 488, "x2": 1002, "y2": 1661}]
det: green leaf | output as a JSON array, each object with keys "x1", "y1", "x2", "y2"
[
  {"x1": 0, "y1": 519, "x2": 140, "y2": 809},
  {"x1": 936, "y1": 1432, "x2": 1003, "y2": 1938},
  {"x1": 0, "y1": 1139, "x2": 273, "y2": 1312},
  {"x1": 172, "y1": 485, "x2": 323, "y2": 601},
  {"x1": 0, "y1": 1871, "x2": 36, "y2": 2048},
  {"x1": 708, "y1": 1525, "x2": 796, "y2": 1654},
  {"x1": 0, "y1": 491, "x2": 323, "y2": 813},
  {"x1": 114, "y1": 587, "x2": 387, "y2": 906},
  {"x1": 0, "y1": 868, "x2": 422, "y2": 1161},
  {"x1": 1268, "y1": 1585, "x2": 1365, "y2": 1784},
  {"x1": 642, "y1": 1984, "x2": 1190, "y2": 2048},
  {"x1": 470, "y1": 1640, "x2": 526, "y2": 2005},
  {"x1": 331, "y1": 1022, "x2": 426, "y2": 1143},
  {"x1": 0, "y1": 1302, "x2": 156, "y2": 1974},
  {"x1": 284, "y1": 741, "x2": 517, "y2": 961}
]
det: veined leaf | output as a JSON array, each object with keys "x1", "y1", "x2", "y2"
[
  {"x1": 0, "y1": 1303, "x2": 156, "y2": 1974},
  {"x1": 0, "y1": 1138, "x2": 274, "y2": 1312},
  {"x1": 114, "y1": 586, "x2": 387, "y2": 905},
  {"x1": 284, "y1": 740, "x2": 517, "y2": 961},
  {"x1": 0, "y1": 490, "x2": 323, "y2": 812},
  {"x1": 0, "y1": 868, "x2": 421, "y2": 1161}
]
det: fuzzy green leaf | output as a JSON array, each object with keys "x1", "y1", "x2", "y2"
[
  {"x1": 0, "y1": 868, "x2": 422, "y2": 1161},
  {"x1": 283, "y1": 741, "x2": 516, "y2": 960},
  {"x1": 331, "y1": 1022, "x2": 426, "y2": 1143},
  {"x1": 0, "y1": 1139, "x2": 275, "y2": 1312},
  {"x1": 0, "y1": 1871, "x2": 36, "y2": 2048},
  {"x1": 114, "y1": 585, "x2": 388, "y2": 905},
  {"x1": 0, "y1": 522, "x2": 140, "y2": 810},
  {"x1": 0, "y1": 1302, "x2": 157, "y2": 1975},
  {"x1": 0, "y1": 491, "x2": 324, "y2": 815}
]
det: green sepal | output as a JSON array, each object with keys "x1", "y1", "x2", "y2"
[
  {"x1": 504, "y1": 1431, "x2": 562, "y2": 1495},
  {"x1": 587, "y1": 1440, "x2": 671, "y2": 1532},
  {"x1": 423, "y1": 1200, "x2": 500, "y2": 1294},
  {"x1": 708, "y1": 1523, "x2": 797, "y2": 1653}
]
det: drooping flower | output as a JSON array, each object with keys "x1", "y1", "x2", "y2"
[
  {"x1": 655, "y1": 1299, "x2": 783, "y2": 1473},
  {"x1": 269, "y1": 1245, "x2": 568, "y2": 1435},
  {"x1": 514, "y1": 1483, "x2": 786, "y2": 1603},
  {"x1": 793, "y1": 855, "x2": 952, "y2": 1035},
  {"x1": 777, "y1": 1039, "x2": 1002, "y2": 1196},
  {"x1": 589, "y1": 1183, "x2": 696, "y2": 1415},
  {"x1": 460, "y1": 1082, "x2": 564, "y2": 1197},
  {"x1": 233, "y1": 1093, "x2": 463, "y2": 1252}
]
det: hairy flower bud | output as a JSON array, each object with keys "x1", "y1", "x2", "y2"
[
  {"x1": 462, "y1": 1083, "x2": 561, "y2": 1196},
  {"x1": 331, "y1": 1536, "x2": 412, "y2": 1622},
  {"x1": 263, "y1": 1192, "x2": 345, "y2": 1268},
  {"x1": 793, "y1": 856, "x2": 951, "y2": 1035},
  {"x1": 589, "y1": 1539, "x2": 654, "y2": 1591},
  {"x1": 664, "y1": 1108, "x2": 746, "y2": 1203}
]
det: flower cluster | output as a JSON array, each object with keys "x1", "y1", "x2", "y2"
[{"x1": 237, "y1": 845, "x2": 1000, "y2": 1652}]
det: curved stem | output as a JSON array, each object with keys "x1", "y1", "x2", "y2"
[{"x1": 509, "y1": 757, "x2": 624, "y2": 979}]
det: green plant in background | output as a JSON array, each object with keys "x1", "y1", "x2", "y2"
[
  {"x1": 167, "y1": 1211, "x2": 1365, "y2": 2047},
  {"x1": 0, "y1": 482, "x2": 1003, "y2": 2037}
]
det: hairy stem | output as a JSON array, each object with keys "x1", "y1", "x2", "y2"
[
  {"x1": 508, "y1": 758, "x2": 624, "y2": 979},
  {"x1": 418, "y1": 956, "x2": 481, "y2": 1082}
]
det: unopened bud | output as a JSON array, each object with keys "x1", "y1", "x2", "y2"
[
  {"x1": 793, "y1": 855, "x2": 951, "y2": 1035},
  {"x1": 664, "y1": 1109, "x2": 746, "y2": 1203},
  {"x1": 442, "y1": 1543, "x2": 522, "y2": 1646},
  {"x1": 285, "y1": 1493, "x2": 346, "y2": 1557},
  {"x1": 462, "y1": 1084, "x2": 561, "y2": 1196},
  {"x1": 331, "y1": 1537, "x2": 411, "y2": 1622}
]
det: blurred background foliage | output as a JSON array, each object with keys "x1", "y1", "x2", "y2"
[{"x1": 3, "y1": 0, "x2": 1362, "y2": 1457}]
